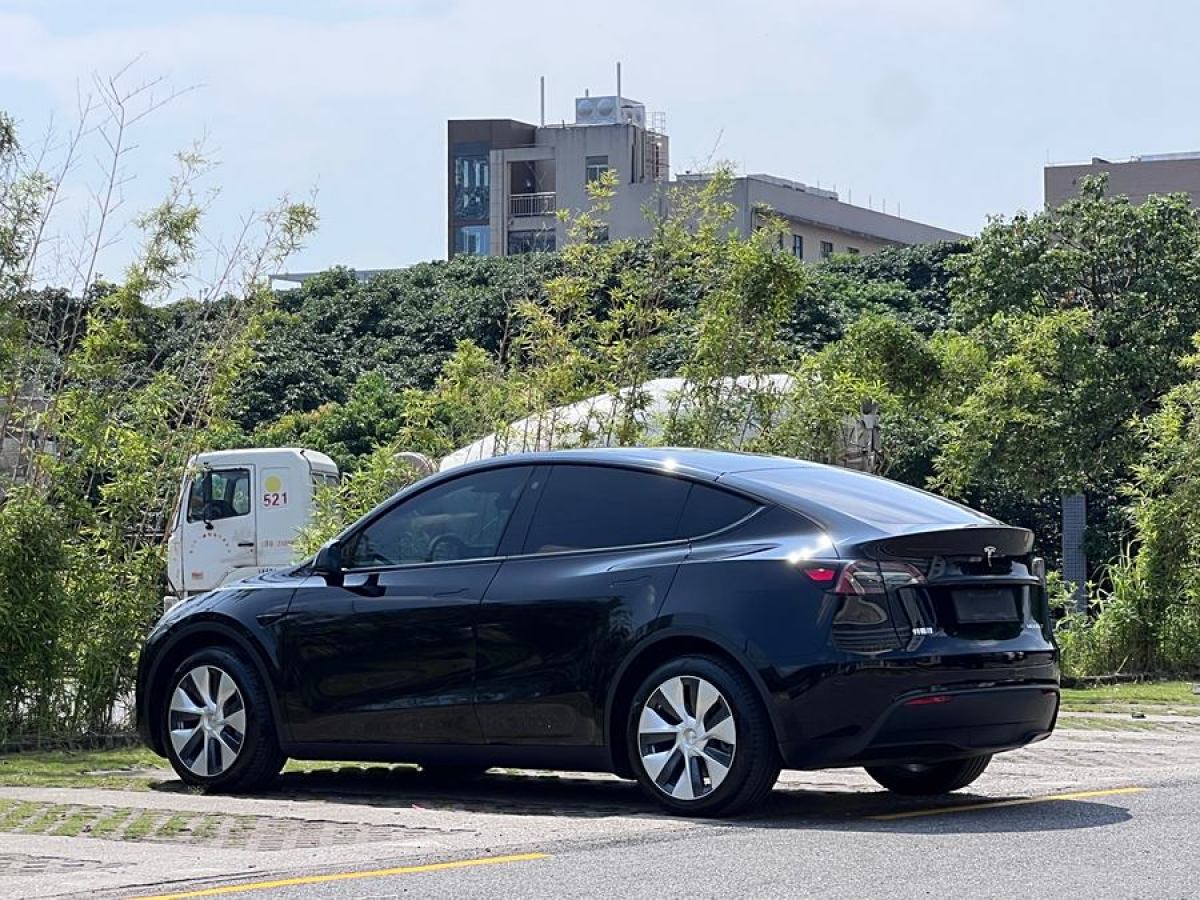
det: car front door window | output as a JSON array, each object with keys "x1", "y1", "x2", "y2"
[{"x1": 344, "y1": 466, "x2": 532, "y2": 568}]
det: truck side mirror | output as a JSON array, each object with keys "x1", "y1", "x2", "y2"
[{"x1": 313, "y1": 539, "x2": 344, "y2": 585}]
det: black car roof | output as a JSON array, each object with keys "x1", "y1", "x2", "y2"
[
  {"x1": 452, "y1": 447, "x2": 811, "y2": 479},
  {"x1": 452, "y1": 448, "x2": 999, "y2": 541}
]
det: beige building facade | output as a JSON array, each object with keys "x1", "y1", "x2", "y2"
[{"x1": 1045, "y1": 152, "x2": 1200, "y2": 207}]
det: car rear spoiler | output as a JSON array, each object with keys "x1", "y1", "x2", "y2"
[{"x1": 855, "y1": 526, "x2": 1034, "y2": 561}]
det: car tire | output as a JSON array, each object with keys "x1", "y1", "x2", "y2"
[
  {"x1": 162, "y1": 647, "x2": 285, "y2": 792},
  {"x1": 865, "y1": 754, "x2": 992, "y2": 795},
  {"x1": 627, "y1": 655, "x2": 780, "y2": 817}
]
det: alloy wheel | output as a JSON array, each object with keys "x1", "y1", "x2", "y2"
[
  {"x1": 637, "y1": 674, "x2": 737, "y2": 801},
  {"x1": 167, "y1": 665, "x2": 247, "y2": 777}
]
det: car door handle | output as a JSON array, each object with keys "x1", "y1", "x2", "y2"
[
  {"x1": 237, "y1": 541, "x2": 254, "y2": 548},
  {"x1": 434, "y1": 587, "x2": 469, "y2": 598},
  {"x1": 610, "y1": 575, "x2": 651, "y2": 588}
]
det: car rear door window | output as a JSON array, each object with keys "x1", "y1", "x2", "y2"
[
  {"x1": 677, "y1": 484, "x2": 760, "y2": 537},
  {"x1": 522, "y1": 465, "x2": 690, "y2": 553}
]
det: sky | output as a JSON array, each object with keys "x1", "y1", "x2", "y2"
[{"x1": 1, "y1": 0, "x2": 1197, "y2": 282}]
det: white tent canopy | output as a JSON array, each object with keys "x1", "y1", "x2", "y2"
[{"x1": 438, "y1": 374, "x2": 795, "y2": 471}]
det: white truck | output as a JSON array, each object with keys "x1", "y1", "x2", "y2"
[{"x1": 165, "y1": 447, "x2": 339, "y2": 601}]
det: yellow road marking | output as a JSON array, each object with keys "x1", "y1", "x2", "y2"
[
  {"x1": 130, "y1": 852, "x2": 550, "y2": 900},
  {"x1": 869, "y1": 786, "x2": 1146, "y2": 821}
]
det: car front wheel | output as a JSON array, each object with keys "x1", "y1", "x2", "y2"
[
  {"x1": 163, "y1": 647, "x2": 285, "y2": 792},
  {"x1": 628, "y1": 655, "x2": 780, "y2": 817},
  {"x1": 865, "y1": 754, "x2": 992, "y2": 795}
]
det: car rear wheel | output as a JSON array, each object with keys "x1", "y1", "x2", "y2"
[
  {"x1": 163, "y1": 647, "x2": 285, "y2": 792},
  {"x1": 865, "y1": 754, "x2": 992, "y2": 795},
  {"x1": 627, "y1": 656, "x2": 780, "y2": 817}
]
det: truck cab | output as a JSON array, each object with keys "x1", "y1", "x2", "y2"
[{"x1": 165, "y1": 448, "x2": 338, "y2": 601}]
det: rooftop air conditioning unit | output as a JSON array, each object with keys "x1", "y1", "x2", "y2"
[{"x1": 575, "y1": 96, "x2": 646, "y2": 128}]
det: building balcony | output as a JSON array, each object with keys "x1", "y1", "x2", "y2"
[{"x1": 510, "y1": 192, "x2": 556, "y2": 217}]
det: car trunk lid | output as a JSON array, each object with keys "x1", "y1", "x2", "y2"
[{"x1": 830, "y1": 526, "x2": 1047, "y2": 651}]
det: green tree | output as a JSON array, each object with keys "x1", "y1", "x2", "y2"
[
  {"x1": 935, "y1": 178, "x2": 1200, "y2": 561},
  {"x1": 1114, "y1": 339, "x2": 1200, "y2": 671},
  {"x1": 0, "y1": 87, "x2": 317, "y2": 741}
]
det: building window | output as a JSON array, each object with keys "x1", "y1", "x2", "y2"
[
  {"x1": 507, "y1": 229, "x2": 556, "y2": 255},
  {"x1": 454, "y1": 225, "x2": 490, "y2": 256},
  {"x1": 792, "y1": 234, "x2": 804, "y2": 259},
  {"x1": 453, "y1": 153, "x2": 490, "y2": 220},
  {"x1": 847, "y1": 246, "x2": 860, "y2": 255},
  {"x1": 820, "y1": 240, "x2": 834, "y2": 260},
  {"x1": 588, "y1": 224, "x2": 609, "y2": 244},
  {"x1": 586, "y1": 155, "x2": 609, "y2": 183}
]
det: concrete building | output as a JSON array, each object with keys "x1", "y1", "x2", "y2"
[
  {"x1": 448, "y1": 95, "x2": 668, "y2": 258},
  {"x1": 682, "y1": 173, "x2": 965, "y2": 262},
  {"x1": 272, "y1": 269, "x2": 391, "y2": 287},
  {"x1": 1045, "y1": 152, "x2": 1200, "y2": 208},
  {"x1": 449, "y1": 95, "x2": 965, "y2": 261}
]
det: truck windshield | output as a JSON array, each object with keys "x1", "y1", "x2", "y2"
[{"x1": 187, "y1": 468, "x2": 251, "y2": 523}]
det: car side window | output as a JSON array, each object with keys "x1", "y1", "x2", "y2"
[
  {"x1": 344, "y1": 466, "x2": 532, "y2": 568},
  {"x1": 186, "y1": 468, "x2": 251, "y2": 523},
  {"x1": 522, "y1": 465, "x2": 690, "y2": 553},
  {"x1": 677, "y1": 483, "x2": 760, "y2": 538}
]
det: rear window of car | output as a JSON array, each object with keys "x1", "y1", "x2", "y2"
[
  {"x1": 740, "y1": 465, "x2": 994, "y2": 528},
  {"x1": 523, "y1": 465, "x2": 690, "y2": 553},
  {"x1": 678, "y1": 484, "x2": 759, "y2": 537}
]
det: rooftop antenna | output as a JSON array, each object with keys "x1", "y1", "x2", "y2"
[
  {"x1": 539, "y1": 75, "x2": 545, "y2": 126},
  {"x1": 617, "y1": 61, "x2": 622, "y2": 101}
]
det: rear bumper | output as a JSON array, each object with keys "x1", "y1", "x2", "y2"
[{"x1": 772, "y1": 656, "x2": 1060, "y2": 769}]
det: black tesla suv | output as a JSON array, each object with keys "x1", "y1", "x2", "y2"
[{"x1": 136, "y1": 448, "x2": 1059, "y2": 816}]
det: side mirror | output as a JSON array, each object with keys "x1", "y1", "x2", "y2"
[
  {"x1": 1030, "y1": 557, "x2": 1047, "y2": 583},
  {"x1": 312, "y1": 539, "x2": 344, "y2": 585}
]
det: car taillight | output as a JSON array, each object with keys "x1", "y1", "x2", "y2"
[
  {"x1": 802, "y1": 566, "x2": 839, "y2": 584},
  {"x1": 904, "y1": 694, "x2": 952, "y2": 707},
  {"x1": 832, "y1": 560, "x2": 925, "y2": 595}
]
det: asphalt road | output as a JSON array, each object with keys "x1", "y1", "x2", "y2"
[
  {"x1": 255, "y1": 786, "x2": 1194, "y2": 900},
  {"x1": 6, "y1": 725, "x2": 1197, "y2": 900},
  {"x1": 129, "y1": 772, "x2": 1195, "y2": 900}
]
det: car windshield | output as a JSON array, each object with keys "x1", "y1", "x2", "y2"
[{"x1": 741, "y1": 465, "x2": 995, "y2": 528}]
